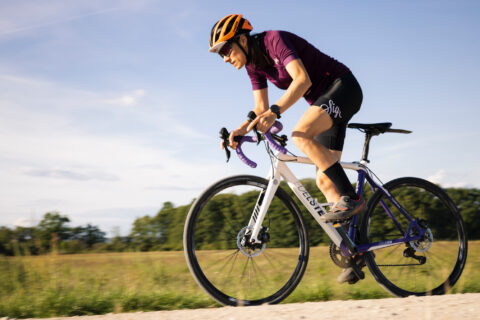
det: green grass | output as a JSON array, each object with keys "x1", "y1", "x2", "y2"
[{"x1": 1, "y1": 241, "x2": 479, "y2": 318}]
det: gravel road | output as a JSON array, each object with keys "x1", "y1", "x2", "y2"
[{"x1": 20, "y1": 293, "x2": 480, "y2": 320}]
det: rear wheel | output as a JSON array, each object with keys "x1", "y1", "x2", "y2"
[
  {"x1": 184, "y1": 175, "x2": 309, "y2": 306},
  {"x1": 360, "y1": 177, "x2": 467, "y2": 296}
]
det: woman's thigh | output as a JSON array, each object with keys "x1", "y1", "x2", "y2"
[{"x1": 292, "y1": 107, "x2": 333, "y2": 139}]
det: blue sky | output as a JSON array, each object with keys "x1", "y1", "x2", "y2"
[{"x1": 1, "y1": 0, "x2": 479, "y2": 235}]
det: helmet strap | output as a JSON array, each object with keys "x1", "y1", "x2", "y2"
[{"x1": 234, "y1": 36, "x2": 251, "y2": 65}]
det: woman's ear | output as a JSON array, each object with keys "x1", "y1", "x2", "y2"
[{"x1": 239, "y1": 34, "x2": 248, "y2": 49}]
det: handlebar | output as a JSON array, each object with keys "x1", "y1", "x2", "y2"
[{"x1": 219, "y1": 121, "x2": 288, "y2": 168}]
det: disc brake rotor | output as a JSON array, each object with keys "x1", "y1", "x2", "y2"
[
  {"x1": 237, "y1": 226, "x2": 266, "y2": 257},
  {"x1": 409, "y1": 227, "x2": 433, "y2": 252}
]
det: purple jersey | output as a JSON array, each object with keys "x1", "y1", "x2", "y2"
[{"x1": 246, "y1": 30, "x2": 350, "y2": 105}]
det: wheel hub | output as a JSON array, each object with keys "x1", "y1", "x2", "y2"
[
  {"x1": 237, "y1": 226, "x2": 267, "y2": 257},
  {"x1": 409, "y1": 226, "x2": 433, "y2": 253}
]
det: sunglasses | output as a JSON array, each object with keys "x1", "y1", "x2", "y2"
[{"x1": 218, "y1": 41, "x2": 233, "y2": 58}]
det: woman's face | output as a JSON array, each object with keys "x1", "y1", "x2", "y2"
[{"x1": 223, "y1": 36, "x2": 248, "y2": 69}]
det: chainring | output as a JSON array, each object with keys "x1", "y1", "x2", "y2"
[{"x1": 329, "y1": 242, "x2": 352, "y2": 268}]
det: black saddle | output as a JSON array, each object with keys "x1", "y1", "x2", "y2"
[{"x1": 348, "y1": 123, "x2": 411, "y2": 135}]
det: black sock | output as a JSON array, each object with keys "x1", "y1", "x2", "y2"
[{"x1": 323, "y1": 162, "x2": 358, "y2": 200}]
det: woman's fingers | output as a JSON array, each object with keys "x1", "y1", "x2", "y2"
[{"x1": 246, "y1": 117, "x2": 259, "y2": 132}]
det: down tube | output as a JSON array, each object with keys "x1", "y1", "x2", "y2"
[{"x1": 278, "y1": 161, "x2": 344, "y2": 246}]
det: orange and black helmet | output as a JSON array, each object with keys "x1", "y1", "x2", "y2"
[{"x1": 209, "y1": 14, "x2": 253, "y2": 53}]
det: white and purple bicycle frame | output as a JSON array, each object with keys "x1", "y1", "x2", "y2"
[{"x1": 236, "y1": 121, "x2": 427, "y2": 257}]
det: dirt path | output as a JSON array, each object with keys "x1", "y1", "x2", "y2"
[{"x1": 22, "y1": 293, "x2": 480, "y2": 320}]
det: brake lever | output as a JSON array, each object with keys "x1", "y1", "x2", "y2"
[
  {"x1": 219, "y1": 127, "x2": 231, "y2": 162},
  {"x1": 252, "y1": 126, "x2": 262, "y2": 145}
]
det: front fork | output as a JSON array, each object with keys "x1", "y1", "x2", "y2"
[{"x1": 247, "y1": 169, "x2": 281, "y2": 244}]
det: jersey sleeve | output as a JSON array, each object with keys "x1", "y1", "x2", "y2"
[
  {"x1": 269, "y1": 31, "x2": 300, "y2": 66},
  {"x1": 246, "y1": 65, "x2": 268, "y2": 90}
]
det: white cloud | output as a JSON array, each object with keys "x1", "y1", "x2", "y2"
[
  {"x1": 427, "y1": 169, "x2": 472, "y2": 188},
  {"x1": 0, "y1": 0, "x2": 174, "y2": 39},
  {"x1": 101, "y1": 89, "x2": 146, "y2": 107},
  {"x1": 427, "y1": 169, "x2": 447, "y2": 185},
  {"x1": 0, "y1": 2, "x2": 114, "y2": 37},
  {"x1": 0, "y1": 73, "x2": 231, "y2": 233},
  {"x1": 13, "y1": 217, "x2": 38, "y2": 228},
  {"x1": 0, "y1": 1, "x2": 159, "y2": 38}
]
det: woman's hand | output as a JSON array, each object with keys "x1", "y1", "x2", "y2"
[
  {"x1": 247, "y1": 110, "x2": 277, "y2": 133},
  {"x1": 219, "y1": 126, "x2": 248, "y2": 150}
]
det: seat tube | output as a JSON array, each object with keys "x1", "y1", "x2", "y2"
[{"x1": 356, "y1": 169, "x2": 366, "y2": 196}]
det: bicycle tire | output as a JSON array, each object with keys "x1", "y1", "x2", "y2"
[
  {"x1": 184, "y1": 175, "x2": 309, "y2": 306},
  {"x1": 360, "y1": 177, "x2": 468, "y2": 297}
]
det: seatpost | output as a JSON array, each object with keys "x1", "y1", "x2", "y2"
[{"x1": 361, "y1": 132, "x2": 373, "y2": 163}]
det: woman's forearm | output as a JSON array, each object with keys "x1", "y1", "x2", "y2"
[{"x1": 275, "y1": 76, "x2": 311, "y2": 114}]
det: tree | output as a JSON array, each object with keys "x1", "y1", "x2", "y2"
[
  {"x1": 447, "y1": 188, "x2": 480, "y2": 239},
  {"x1": 0, "y1": 226, "x2": 14, "y2": 255},
  {"x1": 153, "y1": 202, "x2": 175, "y2": 250},
  {"x1": 130, "y1": 216, "x2": 162, "y2": 251},
  {"x1": 70, "y1": 224, "x2": 106, "y2": 248},
  {"x1": 35, "y1": 212, "x2": 70, "y2": 251}
]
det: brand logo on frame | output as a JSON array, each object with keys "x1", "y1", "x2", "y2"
[{"x1": 297, "y1": 185, "x2": 324, "y2": 216}]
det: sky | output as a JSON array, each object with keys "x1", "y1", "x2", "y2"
[{"x1": 1, "y1": 0, "x2": 479, "y2": 236}]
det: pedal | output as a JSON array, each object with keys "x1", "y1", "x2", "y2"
[{"x1": 350, "y1": 256, "x2": 365, "y2": 281}]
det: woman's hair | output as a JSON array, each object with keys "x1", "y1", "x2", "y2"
[{"x1": 247, "y1": 32, "x2": 273, "y2": 69}]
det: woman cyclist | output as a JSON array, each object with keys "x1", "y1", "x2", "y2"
[{"x1": 209, "y1": 14, "x2": 365, "y2": 284}]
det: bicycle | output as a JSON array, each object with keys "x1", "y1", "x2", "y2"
[{"x1": 183, "y1": 121, "x2": 467, "y2": 306}]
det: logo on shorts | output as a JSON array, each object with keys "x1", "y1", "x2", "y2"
[{"x1": 321, "y1": 100, "x2": 342, "y2": 119}]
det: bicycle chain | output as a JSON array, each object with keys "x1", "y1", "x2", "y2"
[{"x1": 376, "y1": 263, "x2": 424, "y2": 267}]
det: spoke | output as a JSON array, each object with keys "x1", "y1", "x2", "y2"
[
  {"x1": 252, "y1": 261, "x2": 268, "y2": 281},
  {"x1": 422, "y1": 254, "x2": 444, "y2": 285},
  {"x1": 376, "y1": 243, "x2": 403, "y2": 262},
  {"x1": 263, "y1": 250, "x2": 295, "y2": 271},
  {"x1": 426, "y1": 246, "x2": 458, "y2": 266},
  {"x1": 221, "y1": 216, "x2": 244, "y2": 240},
  {"x1": 407, "y1": 264, "x2": 417, "y2": 292},
  {"x1": 220, "y1": 251, "x2": 242, "y2": 292},
  {"x1": 208, "y1": 250, "x2": 240, "y2": 285},
  {"x1": 262, "y1": 251, "x2": 281, "y2": 271},
  {"x1": 207, "y1": 235, "x2": 237, "y2": 245},
  {"x1": 425, "y1": 251, "x2": 457, "y2": 270},
  {"x1": 201, "y1": 249, "x2": 239, "y2": 271},
  {"x1": 240, "y1": 256, "x2": 250, "y2": 281},
  {"x1": 223, "y1": 214, "x2": 248, "y2": 238},
  {"x1": 265, "y1": 248, "x2": 300, "y2": 260},
  {"x1": 250, "y1": 257, "x2": 274, "y2": 298},
  {"x1": 250, "y1": 257, "x2": 268, "y2": 287}
]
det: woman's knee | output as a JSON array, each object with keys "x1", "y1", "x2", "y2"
[{"x1": 291, "y1": 131, "x2": 314, "y2": 150}]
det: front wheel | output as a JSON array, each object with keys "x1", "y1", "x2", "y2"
[
  {"x1": 360, "y1": 177, "x2": 468, "y2": 297},
  {"x1": 184, "y1": 175, "x2": 309, "y2": 306}
]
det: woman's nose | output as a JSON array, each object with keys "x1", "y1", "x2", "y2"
[{"x1": 223, "y1": 56, "x2": 230, "y2": 63}]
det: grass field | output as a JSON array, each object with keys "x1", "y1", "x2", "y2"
[{"x1": 1, "y1": 241, "x2": 479, "y2": 319}]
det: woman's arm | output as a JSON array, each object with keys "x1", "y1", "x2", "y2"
[
  {"x1": 247, "y1": 58, "x2": 311, "y2": 132},
  {"x1": 252, "y1": 88, "x2": 269, "y2": 115},
  {"x1": 275, "y1": 58, "x2": 312, "y2": 114},
  {"x1": 227, "y1": 88, "x2": 269, "y2": 148}
]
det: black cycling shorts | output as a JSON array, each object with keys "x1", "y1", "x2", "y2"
[{"x1": 312, "y1": 71, "x2": 363, "y2": 151}]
